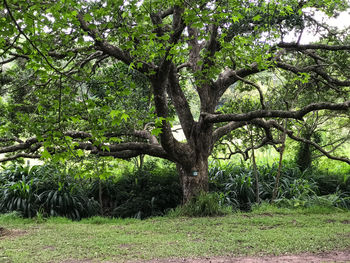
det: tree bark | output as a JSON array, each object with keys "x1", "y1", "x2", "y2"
[
  {"x1": 177, "y1": 156, "x2": 209, "y2": 204},
  {"x1": 272, "y1": 120, "x2": 288, "y2": 202}
]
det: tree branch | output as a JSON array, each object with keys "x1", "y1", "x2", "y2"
[
  {"x1": 203, "y1": 101, "x2": 350, "y2": 123},
  {"x1": 278, "y1": 42, "x2": 350, "y2": 51},
  {"x1": 276, "y1": 61, "x2": 350, "y2": 86},
  {"x1": 212, "y1": 121, "x2": 248, "y2": 143},
  {"x1": 76, "y1": 13, "x2": 153, "y2": 74},
  {"x1": 167, "y1": 64, "x2": 194, "y2": 141},
  {"x1": 0, "y1": 153, "x2": 41, "y2": 163},
  {"x1": 215, "y1": 63, "x2": 261, "y2": 97},
  {"x1": 256, "y1": 119, "x2": 350, "y2": 164}
]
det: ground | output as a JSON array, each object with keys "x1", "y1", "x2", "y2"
[
  {"x1": 1, "y1": 227, "x2": 349, "y2": 263},
  {"x1": 135, "y1": 252, "x2": 350, "y2": 263},
  {"x1": 1, "y1": 211, "x2": 349, "y2": 263}
]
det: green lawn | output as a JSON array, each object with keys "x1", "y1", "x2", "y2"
[{"x1": 0, "y1": 208, "x2": 349, "y2": 263}]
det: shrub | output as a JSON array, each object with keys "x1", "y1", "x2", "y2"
[
  {"x1": 110, "y1": 162, "x2": 182, "y2": 219},
  {"x1": 0, "y1": 178, "x2": 38, "y2": 217},
  {"x1": 168, "y1": 191, "x2": 232, "y2": 217},
  {"x1": 0, "y1": 164, "x2": 99, "y2": 219},
  {"x1": 307, "y1": 171, "x2": 350, "y2": 195},
  {"x1": 208, "y1": 160, "x2": 349, "y2": 211},
  {"x1": 209, "y1": 162, "x2": 255, "y2": 210}
]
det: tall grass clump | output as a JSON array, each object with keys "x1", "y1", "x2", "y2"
[{"x1": 168, "y1": 191, "x2": 232, "y2": 217}]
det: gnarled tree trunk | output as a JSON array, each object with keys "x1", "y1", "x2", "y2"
[{"x1": 177, "y1": 156, "x2": 209, "y2": 204}]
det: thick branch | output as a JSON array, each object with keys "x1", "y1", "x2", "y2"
[
  {"x1": 0, "y1": 153, "x2": 41, "y2": 163},
  {"x1": 0, "y1": 137, "x2": 39, "y2": 154},
  {"x1": 78, "y1": 141, "x2": 171, "y2": 160},
  {"x1": 167, "y1": 64, "x2": 194, "y2": 141},
  {"x1": 212, "y1": 121, "x2": 248, "y2": 143},
  {"x1": 278, "y1": 42, "x2": 350, "y2": 51},
  {"x1": 76, "y1": 13, "x2": 152, "y2": 74},
  {"x1": 215, "y1": 63, "x2": 261, "y2": 97},
  {"x1": 0, "y1": 131, "x2": 171, "y2": 162},
  {"x1": 203, "y1": 101, "x2": 350, "y2": 123}
]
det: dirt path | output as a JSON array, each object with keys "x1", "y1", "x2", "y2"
[{"x1": 135, "y1": 251, "x2": 350, "y2": 263}]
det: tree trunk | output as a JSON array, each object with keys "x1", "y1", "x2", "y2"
[
  {"x1": 177, "y1": 157, "x2": 209, "y2": 204},
  {"x1": 251, "y1": 145, "x2": 260, "y2": 204},
  {"x1": 98, "y1": 178, "x2": 104, "y2": 215},
  {"x1": 272, "y1": 120, "x2": 288, "y2": 202},
  {"x1": 250, "y1": 126, "x2": 260, "y2": 203}
]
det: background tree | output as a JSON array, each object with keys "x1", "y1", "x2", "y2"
[{"x1": 0, "y1": 0, "x2": 349, "y2": 203}]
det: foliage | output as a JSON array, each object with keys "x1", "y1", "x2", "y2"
[
  {"x1": 209, "y1": 162, "x2": 255, "y2": 210},
  {"x1": 208, "y1": 160, "x2": 350, "y2": 211},
  {"x1": 109, "y1": 161, "x2": 182, "y2": 219},
  {"x1": 1, "y1": 158, "x2": 348, "y2": 220},
  {"x1": 274, "y1": 192, "x2": 350, "y2": 210},
  {"x1": 307, "y1": 170, "x2": 350, "y2": 195},
  {"x1": 168, "y1": 191, "x2": 232, "y2": 217},
  {"x1": 0, "y1": 161, "x2": 182, "y2": 220},
  {"x1": 0, "y1": 164, "x2": 99, "y2": 219},
  {"x1": 0, "y1": 0, "x2": 349, "y2": 206}
]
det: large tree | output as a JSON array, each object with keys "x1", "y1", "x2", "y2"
[{"x1": 1, "y1": 0, "x2": 349, "y2": 202}]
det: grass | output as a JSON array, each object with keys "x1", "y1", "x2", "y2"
[{"x1": 0, "y1": 207, "x2": 349, "y2": 263}]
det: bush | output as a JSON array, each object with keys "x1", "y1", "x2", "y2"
[
  {"x1": 274, "y1": 192, "x2": 350, "y2": 210},
  {"x1": 110, "y1": 162, "x2": 182, "y2": 219},
  {"x1": 0, "y1": 164, "x2": 99, "y2": 219},
  {"x1": 0, "y1": 178, "x2": 38, "y2": 217},
  {"x1": 168, "y1": 191, "x2": 232, "y2": 217},
  {"x1": 209, "y1": 162, "x2": 255, "y2": 210},
  {"x1": 209, "y1": 160, "x2": 349, "y2": 211},
  {"x1": 307, "y1": 171, "x2": 350, "y2": 195}
]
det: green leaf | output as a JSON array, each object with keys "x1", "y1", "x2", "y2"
[
  {"x1": 253, "y1": 15, "x2": 262, "y2": 21},
  {"x1": 151, "y1": 128, "x2": 162, "y2": 136},
  {"x1": 41, "y1": 150, "x2": 52, "y2": 159},
  {"x1": 76, "y1": 149, "x2": 84, "y2": 157}
]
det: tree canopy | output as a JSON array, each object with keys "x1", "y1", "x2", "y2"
[{"x1": 1, "y1": 0, "x2": 349, "y2": 202}]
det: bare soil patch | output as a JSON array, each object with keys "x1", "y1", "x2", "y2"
[
  {"x1": 132, "y1": 251, "x2": 350, "y2": 263},
  {"x1": 61, "y1": 260, "x2": 94, "y2": 263},
  {"x1": 0, "y1": 227, "x2": 26, "y2": 239}
]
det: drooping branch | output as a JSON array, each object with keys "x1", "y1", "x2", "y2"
[
  {"x1": 254, "y1": 119, "x2": 350, "y2": 164},
  {"x1": 213, "y1": 142, "x2": 248, "y2": 161},
  {"x1": 214, "y1": 134, "x2": 280, "y2": 161},
  {"x1": 0, "y1": 129, "x2": 172, "y2": 163},
  {"x1": 202, "y1": 101, "x2": 350, "y2": 123},
  {"x1": 231, "y1": 73, "x2": 266, "y2": 109},
  {"x1": 0, "y1": 153, "x2": 41, "y2": 163},
  {"x1": 276, "y1": 61, "x2": 350, "y2": 86}
]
